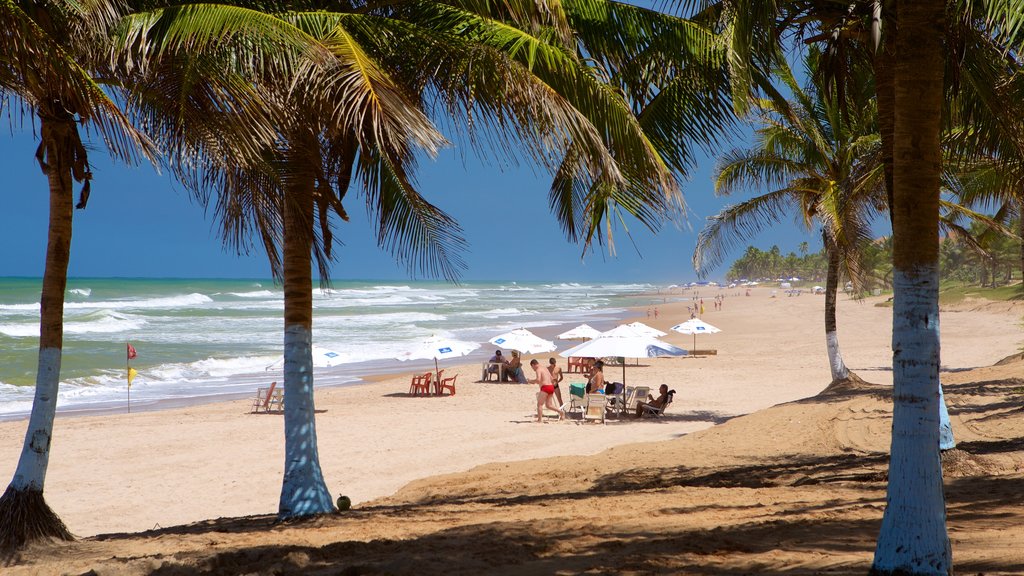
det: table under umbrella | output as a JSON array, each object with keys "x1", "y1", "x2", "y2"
[{"x1": 397, "y1": 335, "x2": 480, "y2": 390}]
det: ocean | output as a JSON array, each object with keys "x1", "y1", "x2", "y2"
[{"x1": 0, "y1": 278, "x2": 657, "y2": 419}]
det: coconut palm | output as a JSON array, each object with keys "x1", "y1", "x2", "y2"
[
  {"x1": 0, "y1": 0, "x2": 160, "y2": 551},
  {"x1": 694, "y1": 49, "x2": 885, "y2": 384},
  {"x1": 123, "y1": 0, "x2": 732, "y2": 519},
  {"x1": 682, "y1": 1, "x2": 1024, "y2": 571},
  {"x1": 0, "y1": 0, "x2": 312, "y2": 548}
]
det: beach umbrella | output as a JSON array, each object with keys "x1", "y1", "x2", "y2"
[
  {"x1": 557, "y1": 324, "x2": 603, "y2": 341},
  {"x1": 397, "y1": 335, "x2": 480, "y2": 385},
  {"x1": 622, "y1": 321, "x2": 667, "y2": 338},
  {"x1": 559, "y1": 324, "x2": 686, "y2": 385},
  {"x1": 265, "y1": 344, "x2": 348, "y2": 371},
  {"x1": 670, "y1": 318, "x2": 722, "y2": 350},
  {"x1": 489, "y1": 328, "x2": 557, "y2": 354}
]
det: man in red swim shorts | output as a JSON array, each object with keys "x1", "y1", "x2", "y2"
[{"x1": 530, "y1": 359, "x2": 564, "y2": 423}]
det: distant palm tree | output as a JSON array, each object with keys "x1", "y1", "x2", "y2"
[
  {"x1": 0, "y1": 0, "x2": 158, "y2": 551},
  {"x1": 695, "y1": 50, "x2": 885, "y2": 383}
]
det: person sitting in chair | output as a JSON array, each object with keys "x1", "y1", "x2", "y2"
[
  {"x1": 504, "y1": 350, "x2": 526, "y2": 383},
  {"x1": 635, "y1": 384, "x2": 674, "y2": 417},
  {"x1": 483, "y1": 350, "x2": 503, "y2": 380}
]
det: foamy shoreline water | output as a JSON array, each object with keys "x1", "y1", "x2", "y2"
[{"x1": 0, "y1": 278, "x2": 668, "y2": 420}]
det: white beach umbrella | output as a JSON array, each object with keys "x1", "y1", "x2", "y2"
[
  {"x1": 559, "y1": 325, "x2": 686, "y2": 384},
  {"x1": 670, "y1": 318, "x2": 722, "y2": 350},
  {"x1": 265, "y1": 344, "x2": 348, "y2": 371},
  {"x1": 557, "y1": 324, "x2": 603, "y2": 341},
  {"x1": 622, "y1": 321, "x2": 667, "y2": 338},
  {"x1": 311, "y1": 345, "x2": 348, "y2": 367},
  {"x1": 489, "y1": 328, "x2": 557, "y2": 354},
  {"x1": 397, "y1": 335, "x2": 480, "y2": 385}
]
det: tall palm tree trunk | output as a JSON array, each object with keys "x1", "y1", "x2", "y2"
[
  {"x1": 278, "y1": 134, "x2": 334, "y2": 519},
  {"x1": 0, "y1": 114, "x2": 77, "y2": 551},
  {"x1": 1018, "y1": 213, "x2": 1023, "y2": 296},
  {"x1": 823, "y1": 238, "x2": 849, "y2": 382},
  {"x1": 871, "y1": 0, "x2": 951, "y2": 573},
  {"x1": 872, "y1": 13, "x2": 896, "y2": 228}
]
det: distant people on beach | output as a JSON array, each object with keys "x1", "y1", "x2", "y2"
[
  {"x1": 635, "y1": 384, "x2": 674, "y2": 417},
  {"x1": 586, "y1": 360, "x2": 606, "y2": 393},
  {"x1": 530, "y1": 359, "x2": 564, "y2": 422},
  {"x1": 547, "y1": 358, "x2": 564, "y2": 406}
]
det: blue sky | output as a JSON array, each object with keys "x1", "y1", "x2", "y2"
[{"x1": 0, "y1": 124, "x2": 819, "y2": 283}]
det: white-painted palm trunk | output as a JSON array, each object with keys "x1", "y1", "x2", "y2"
[
  {"x1": 279, "y1": 324, "x2": 335, "y2": 517},
  {"x1": 872, "y1": 268, "x2": 951, "y2": 574},
  {"x1": 938, "y1": 381, "x2": 954, "y2": 451},
  {"x1": 826, "y1": 331, "x2": 849, "y2": 382},
  {"x1": 9, "y1": 348, "x2": 62, "y2": 490}
]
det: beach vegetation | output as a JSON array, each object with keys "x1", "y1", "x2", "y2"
[{"x1": 694, "y1": 47, "x2": 884, "y2": 383}]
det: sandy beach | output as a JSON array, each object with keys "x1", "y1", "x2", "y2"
[{"x1": 3, "y1": 287, "x2": 1023, "y2": 574}]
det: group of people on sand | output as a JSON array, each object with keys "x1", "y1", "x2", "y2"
[
  {"x1": 527, "y1": 357, "x2": 674, "y2": 423},
  {"x1": 485, "y1": 349, "x2": 528, "y2": 383},
  {"x1": 484, "y1": 348, "x2": 673, "y2": 422}
]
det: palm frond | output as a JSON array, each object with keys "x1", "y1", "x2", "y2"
[{"x1": 693, "y1": 188, "x2": 802, "y2": 274}]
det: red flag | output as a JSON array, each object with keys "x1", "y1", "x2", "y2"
[{"x1": 127, "y1": 343, "x2": 137, "y2": 360}]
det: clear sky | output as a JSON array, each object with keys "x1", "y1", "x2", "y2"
[{"x1": 0, "y1": 122, "x2": 818, "y2": 284}]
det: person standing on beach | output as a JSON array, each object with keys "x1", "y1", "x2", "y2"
[
  {"x1": 587, "y1": 360, "x2": 606, "y2": 393},
  {"x1": 547, "y1": 358, "x2": 564, "y2": 406},
  {"x1": 530, "y1": 359, "x2": 564, "y2": 422}
]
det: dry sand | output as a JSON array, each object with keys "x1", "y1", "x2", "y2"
[{"x1": 2, "y1": 288, "x2": 1023, "y2": 574}]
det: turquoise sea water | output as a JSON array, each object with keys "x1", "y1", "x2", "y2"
[{"x1": 0, "y1": 278, "x2": 656, "y2": 419}]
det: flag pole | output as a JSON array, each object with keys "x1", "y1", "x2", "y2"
[{"x1": 126, "y1": 341, "x2": 131, "y2": 414}]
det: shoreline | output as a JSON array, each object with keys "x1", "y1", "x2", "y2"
[
  {"x1": 2, "y1": 287, "x2": 1021, "y2": 541},
  {"x1": 0, "y1": 303, "x2": 649, "y2": 423}
]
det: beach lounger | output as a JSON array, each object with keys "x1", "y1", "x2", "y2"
[
  {"x1": 408, "y1": 372, "x2": 433, "y2": 396},
  {"x1": 437, "y1": 374, "x2": 458, "y2": 396},
  {"x1": 564, "y1": 382, "x2": 587, "y2": 414},
  {"x1": 604, "y1": 382, "x2": 625, "y2": 415},
  {"x1": 251, "y1": 381, "x2": 279, "y2": 413},
  {"x1": 641, "y1": 391, "x2": 674, "y2": 418},
  {"x1": 583, "y1": 394, "x2": 608, "y2": 424},
  {"x1": 626, "y1": 386, "x2": 651, "y2": 413}
]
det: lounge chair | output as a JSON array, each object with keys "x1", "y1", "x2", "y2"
[
  {"x1": 640, "y1": 390, "x2": 675, "y2": 417},
  {"x1": 563, "y1": 382, "x2": 587, "y2": 414},
  {"x1": 251, "y1": 381, "x2": 280, "y2": 413},
  {"x1": 604, "y1": 382, "x2": 626, "y2": 415},
  {"x1": 408, "y1": 372, "x2": 433, "y2": 396},
  {"x1": 583, "y1": 394, "x2": 608, "y2": 424},
  {"x1": 437, "y1": 374, "x2": 458, "y2": 396},
  {"x1": 625, "y1": 386, "x2": 651, "y2": 413}
]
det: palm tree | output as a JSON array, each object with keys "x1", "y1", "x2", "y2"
[
  {"x1": 868, "y1": 2, "x2": 951, "y2": 572},
  {"x1": 125, "y1": 0, "x2": 732, "y2": 520},
  {"x1": 694, "y1": 49, "x2": 885, "y2": 384},
  {"x1": 684, "y1": 1, "x2": 1024, "y2": 571},
  {"x1": 0, "y1": 0, "x2": 159, "y2": 551}
]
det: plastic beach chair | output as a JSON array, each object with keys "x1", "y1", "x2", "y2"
[
  {"x1": 437, "y1": 374, "x2": 458, "y2": 396},
  {"x1": 409, "y1": 372, "x2": 433, "y2": 396}
]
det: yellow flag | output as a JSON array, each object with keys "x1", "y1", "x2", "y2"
[{"x1": 128, "y1": 367, "x2": 138, "y2": 387}]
